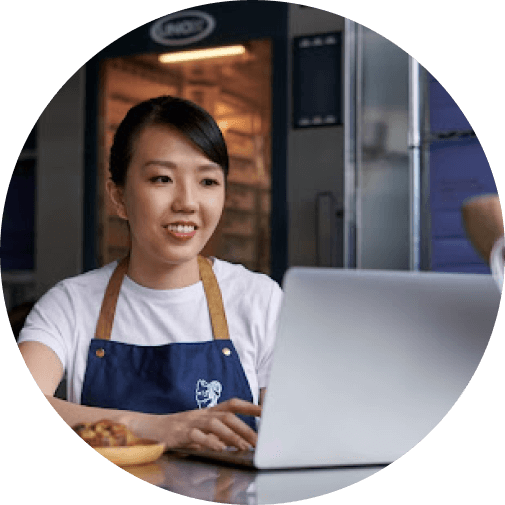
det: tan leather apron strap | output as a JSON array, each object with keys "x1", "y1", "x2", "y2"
[
  {"x1": 94, "y1": 255, "x2": 230, "y2": 341},
  {"x1": 197, "y1": 255, "x2": 230, "y2": 340},
  {"x1": 95, "y1": 255, "x2": 130, "y2": 340}
]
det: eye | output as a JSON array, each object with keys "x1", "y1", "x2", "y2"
[
  {"x1": 201, "y1": 178, "x2": 220, "y2": 187},
  {"x1": 150, "y1": 175, "x2": 172, "y2": 183}
]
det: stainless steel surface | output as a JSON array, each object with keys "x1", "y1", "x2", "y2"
[
  {"x1": 316, "y1": 192, "x2": 337, "y2": 267},
  {"x1": 343, "y1": 18, "x2": 357, "y2": 269},
  {"x1": 344, "y1": 23, "x2": 427, "y2": 272},
  {"x1": 409, "y1": 57, "x2": 422, "y2": 271},
  {"x1": 124, "y1": 453, "x2": 385, "y2": 504}
]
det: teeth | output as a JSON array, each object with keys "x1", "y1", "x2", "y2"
[{"x1": 168, "y1": 224, "x2": 195, "y2": 234}]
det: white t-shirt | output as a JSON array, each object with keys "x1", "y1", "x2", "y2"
[
  {"x1": 490, "y1": 236, "x2": 504, "y2": 291},
  {"x1": 18, "y1": 259, "x2": 283, "y2": 406}
]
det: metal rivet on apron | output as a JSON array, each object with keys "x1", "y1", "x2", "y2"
[
  {"x1": 222, "y1": 347, "x2": 231, "y2": 356},
  {"x1": 96, "y1": 348, "x2": 105, "y2": 358}
]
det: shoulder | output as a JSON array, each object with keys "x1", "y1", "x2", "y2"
[
  {"x1": 37, "y1": 262, "x2": 118, "y2": 308},
  {"x1": 64, "y1": 261, "x2": 117, "y2": 285},
  {"x1": 212, "y1": 259, "x2": 283, "y2": 315},
  {"x1": 213, "y1": 258, "x2": 280, "y2": 295},
  {"x1": 22, "y1": 262, "x2": 118, "y2": 338}
]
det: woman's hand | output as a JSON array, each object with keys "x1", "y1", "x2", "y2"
[{"x1": 146, "y1": 398, "x2": 261, "y2": 452}]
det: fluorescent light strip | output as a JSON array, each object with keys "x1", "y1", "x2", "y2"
[{"x1": 158, "y1": 45, "x2": 246, "y2": 64}]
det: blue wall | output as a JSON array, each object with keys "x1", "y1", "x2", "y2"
[{"x1": 428, "y1": 75, "x2": 497, "y2": 273}]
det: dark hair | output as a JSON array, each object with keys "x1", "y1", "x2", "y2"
[{"x1": 109, "y1": 95, "x2": 229, "y2": 186}]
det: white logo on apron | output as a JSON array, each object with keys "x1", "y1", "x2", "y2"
[{"x1": 196, "y1": 379, "x2": 222, "y2": 408}]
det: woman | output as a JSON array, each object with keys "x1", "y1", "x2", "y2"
[{"x1": 18, "y1": 96, "x2": 283, "y2": 451}]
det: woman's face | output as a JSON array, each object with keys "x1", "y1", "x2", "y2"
[{"x1": 110, "y1": 124, "x2": 226, "y2": 269}]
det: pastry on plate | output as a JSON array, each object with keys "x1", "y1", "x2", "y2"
[{"x1": 72, "y1": 419, "x2": 137, "y2": 447}]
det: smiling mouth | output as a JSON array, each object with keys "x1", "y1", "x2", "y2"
[
  {"x1": 168, "y1": 223, "x2": 196, "y2": 233},
  {"x1": 165, "y1": 223, "x2": 198, "y2": 240}
]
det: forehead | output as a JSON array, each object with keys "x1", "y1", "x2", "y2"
[{"x1": 131, "y1": 124, "x2": 215, "y2": 165}]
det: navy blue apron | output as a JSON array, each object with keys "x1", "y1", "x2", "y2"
[{"x1": 80, "y1": 255, "x2": 256, "y2": 430}]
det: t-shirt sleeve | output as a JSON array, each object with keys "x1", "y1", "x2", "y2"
[
  {"x1": 256, "y1": 281, "x2": 283, "y2": 389},
  {"x1": 17, "y1": 282, "x2": 76, "y2": 370},
  {"x1": 489, "y1": 235, "x2": 505, "y2": 291}
]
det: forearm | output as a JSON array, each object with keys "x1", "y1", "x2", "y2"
[
  {"x1": 45, "y1": 395, "x2": 172, "y2": 446},
  {"x1": 44, "y1": 396, "x2": 257, "y2": 450},
  {"x1": 462, "y1": 195, "x2": 504, "y2": 263}
]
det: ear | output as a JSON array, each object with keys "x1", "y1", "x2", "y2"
[{"x1": 106, "y1": 179, "x2": 128, "y2": 220}]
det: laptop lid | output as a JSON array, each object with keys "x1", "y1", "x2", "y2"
[{"x1": 254, "y1": 268, "x2": 501, "y2": 469}]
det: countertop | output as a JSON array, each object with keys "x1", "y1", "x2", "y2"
[{"x1": 122, "y1": 452, "x2": 387, "y2": 504}]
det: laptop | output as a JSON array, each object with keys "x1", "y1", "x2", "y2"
[{"x1": 168, "y1": 267, "x2": 501, "y2": 470}]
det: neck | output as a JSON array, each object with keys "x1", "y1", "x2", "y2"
[{"x1": 126, "y1": 251, "x2": 202, "y2": 290}]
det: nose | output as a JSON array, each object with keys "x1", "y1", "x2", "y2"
[{"x1": 171, "y1": 180, "x2": 198, "y2": 213}]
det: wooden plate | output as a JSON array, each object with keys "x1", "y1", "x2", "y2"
[{"x1": 95, "y1": 439, "x2": 166, "y2": 466}]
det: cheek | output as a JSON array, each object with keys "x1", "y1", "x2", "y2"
[
  {"x1": 202, "y1": 191, "x2": 226, "y2": 221},
  {"x1": 124, "y1": 190, "x2": 162, "y2": 225}
]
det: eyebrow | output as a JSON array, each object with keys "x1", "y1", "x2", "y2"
[{"x1": 143, "y1": 160, "x2": 222, "y2": 172}]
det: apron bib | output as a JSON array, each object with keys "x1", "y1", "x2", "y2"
[{"x1": 80, "y1": 256, "x2": 256, "y2": 430}]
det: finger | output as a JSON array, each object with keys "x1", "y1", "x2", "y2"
[
  {"x1": 198, "y1": 415, "x2": 254, "y2": 450},
  {"x1": 188, "y1": 428, "x2": 227, "y2": 452},
  {"x1": 212, "y1": 398, "x2": 262, "y2": 418},
  {"x1": 186, "y1": 442, "x2": 204, "y2": 450},
  {"x1": 204, "y1": 413, "x2": 257, "y2": 449}
]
